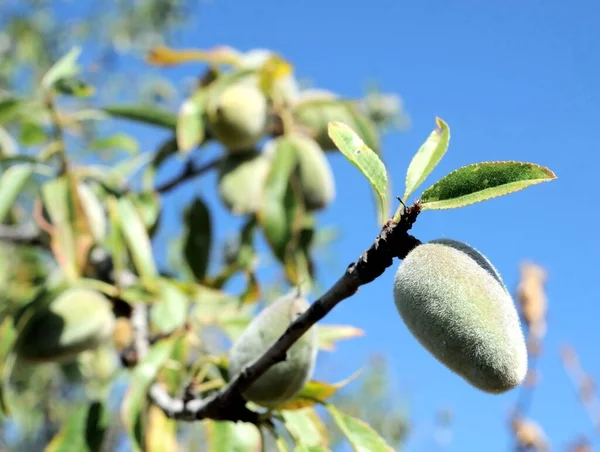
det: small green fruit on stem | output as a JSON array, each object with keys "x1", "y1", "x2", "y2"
[
  {"x1": 14, "y1": 288, "x2": 116, "y2": 363},
  {"x1": 228, "y1": 291, "x2": 318, "y2": 407},
  {"x1": 208, "y1": 83, "x2": 268, "y2": 152},
  {"x1": 393, "y1": 239, "x2": 527, "y2": 393}
]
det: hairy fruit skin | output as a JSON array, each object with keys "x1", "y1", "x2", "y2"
[
  {"x1": 208, "y1": 83, "x2": 268, "y2": 152},
  {"x1": 14, "y1": 288, "x2": 116, "y2": 363},
  {"x1": 290, "y1": 134, "x2": 335, "y2": 211},
  {"x1": 217, "y1": 150, "x2": 272, "y2": 215},
  {"x1": 228, "y1": 292, "x2": 318, "y2": 407},
  {"x1": 393, "y1": 239, "x2": 527, "y2": 393}
]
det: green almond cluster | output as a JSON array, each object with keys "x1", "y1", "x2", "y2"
[
  {"x1": 393, "y1": 239, "x2": 528, "y2": 393},
  {"x1": 228, "y1": 291, "x2": 318, "y2": 407},
  {"x1": 14, "y1": 288, "x2": 116, "y2": 363},
  {"x1": 217, "y1": 133, "x2": 335, "y2": 216},
  {"x1": 207, "y1": 82, "x2": 268, "y2": 152}
]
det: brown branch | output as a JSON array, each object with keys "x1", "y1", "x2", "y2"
[
  {"x1": 156, "y1": 157, "x2": 222, "y2": 194},
  {"x1": 148, "y1": 202, "x2": 422, "y2": 422},
  {"x1": 0, "y1": 224, "x2": 45, "y2": 246}
]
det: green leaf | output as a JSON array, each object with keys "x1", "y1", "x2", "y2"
[
  {"x1": 90, "y1": 133, "x2": 139, "y2": 154},
  {"x1": 328, "y1": 121, "x2": 388, "y2": 224},
  {"x1": 282, "y1": 408, "x2": 329, "y2": 447},
  {"x1": 295, "y1": 446, "x2": 331, "y2": 452},
  {"x1": 0, "y1": 97, "x2": 23, "y2": 124},
  {"x1": 129, "y1": 191, "x2": 162, "y2": 235},
  {"x1": 404, "y1": 117, "x2": 450, "y2": 200},
  {"x1": 42, "y1": 46, "x2": 82, "y2": 91},
  {"x1": 46, "y1": 400, "x2": 108, "y2": 452},
  {"x1": 19, "y1": 121, "x2": 47, "y2": 146},
  {"x1": 0, "y1": 164, "x2": 33, "y2": 223},
  {"x1": 116, "y1": 197, "x2": 158, "y2": 287},
  {"x1": 325, "y1": 404, "x2": 394, "y2": 452},
  {"x1": 419, "y1": 161, "x2": 557, "y2": 210},
  {"x1": 54, "y1": 77, "x2": 96, "y2": 98},
  {"x1": 183, "y1": 197, "x2": 212, "y2": 281},
  {"x1": 102, "y1": 105, "x2": 177, "y2": 130},
  {"x1": 121, "y1": 337, "x2": 179, "y2": 452},
  {"x1": 318, "y1": 325, "x2": 365, "y2": 352},
  {"x1": 42, "y1": 175, "x2": 95, "y2": 280},
  {"x1": 150, "y1": 280, "x2": 189, "y2": 334},
  {"x1": 176, "y1": 94, "x2": 205, "y2": 154},
  {"x1": 275, "y1": 370, "x2": 362, "y2": 411},
  {"x1": 257, "y1": 137, "x2": 299, "y2": 261},
  {"x1": 204, "y1": 420, "x2": 261, "y2": 452}
]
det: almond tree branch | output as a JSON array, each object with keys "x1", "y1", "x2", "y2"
[
  {"x1": 148, "y1": 202, "x2": 422, "y2": 422},
  {"x1": 156, "y1": 157, "x2": 223, "y2": 194},
  {"x1": 0, "y1": 224, "x2": 45, "y2": 246}
]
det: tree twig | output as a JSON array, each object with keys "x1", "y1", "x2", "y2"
[
  {"x1": 0, "y1": 224, "x2": 44, "y2": 246},
  {"x1": 156, "y1": 157, "x2": 222, "y2": 194},
  {"x1": 148, "y1": 202, "x2": 422, "y2": 422}
]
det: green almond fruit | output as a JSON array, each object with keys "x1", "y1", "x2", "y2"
[
  {"x1": 289, "y1": 134, "x2": 335, "y2": 211},
  {"x1": 292, "y1": 98, "x2": 380, "y2": 154},
  {"x1": 393, "y1": 239, "x2": 527, "y2": 393},
  {"x1": 207, "y1": 83, "x2": 268, "y2": 152},
  {"x1": 228, "y1": 291, "x2": 318, "y2": 407},
  {"x1": 217, "y1": 150, "x2": 272, "y2": 215},
  {"x1": 14, "y1": 288, "x2": 116, "y2": 363}
]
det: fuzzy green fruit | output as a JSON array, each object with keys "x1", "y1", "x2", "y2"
[
  {"x1": 228, "y1": 292, "x2": 318, "y2": 407},
  {"x1": 14, "y1": 288, "x2": 116, "y2": 363},
  {"x1": 208, "y1": 83, "x2": 268, "y2": 152},
  {"x1": 292, "y1": 97, "x2": 380, "y2": 153},
  {"x1": 217, "y1": 150, "x2": 272, "y2": 215},
  {"x1": 393, "y1": 239, "x2": 527, "y2": 393},
  {"x1": 289, "y1": 134, "x2": 335, "y2": 211}
]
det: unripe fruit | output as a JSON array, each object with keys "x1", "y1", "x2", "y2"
[
  {"x1": 292, "y1": 97, "x2": 380, "y2": 153},
  {"x1": 14, "y1": 288, "x2": 116, "y2": 363},
  {"x1": 217, "y1": 150, "x2": 272, "y2": 215},
  {"x1": 393, "y1": 239, "x2": 527, "y2": 393},
  {"x1": 208, "y1": 83, "x2": 268, "y2": 152},
  {"x1": 289, "y1": 134, "x2": 335, "y2": 211},
  {"x1": 228, "y1": 292, "x2": 318, "y2": 407}
]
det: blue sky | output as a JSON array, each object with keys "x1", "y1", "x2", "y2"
[
  {"x1": 34, "y1": 0, "x2": 600, "y2": 450},
  {"x1": 148, "y1": 1, "x2": 598, "y2": 450}
]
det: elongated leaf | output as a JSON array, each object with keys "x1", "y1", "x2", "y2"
[
  {"x1": 0, "y1": 164, "x2": 33, "y2": 223},
  {"x1": 275, "y1": 370, "x2": 362, "y2": 410},
  {"x1": 90, "y1": 133, "x2": 139, "y2": 154},
  {"x1": 420, "y1": 161, "x2": 557, "y2": 210},
  {"x1": 54, "y1": 77, "x2": 96, "y2": 98},
  {"x1": 204, "y1": 420, "x2": 261, "y2": 452},
  {"x1": 117, "y1": 197, "x2": 158, "y2": 287},
  {"x1": 295, "y1": 446, "x2": 331, "y2": 452},
  {"x1": 145, "y1": 405, "x2": 178, "y2": 452},
  {"x1": 121, "y1": 336, "x2": 178, "y2": 452},
  {"x1": 404, "y1": 117, "x2": 450, "y2": 200},
  {"x1": 150, "y1": 280, "x2": 188, "y2": 334},
  {"x1": 318, "y1": 325, "x2": 365, "y2": 352},
  {"x1": 19, "y1": 122, "x2": 47, "y2": 146},
  {"x1": 177, "y1": 94, "x2": 205, "y2": 153},
  {"x1": 102, "y1": 105, "x2": 177, "y2": 129},
  {"x1": 42, "y1": 46, "x2": 82, "y2": 90},
  {"x1": 0, "y1": 97, "x2": 23, "y2": 124},
  {"x1": 129, "y1": 191, "x2": 161, "y2": 235},
  {"x1": 183, "y1": 197, "x2": 212, "y2": 281},
  {"x1": 283, "y1": 408, "x2": 329, "y2": 447},
  {"x1": 146, "y1": 45, "x2": 242, "y2": 67},
  {"x1": 46, "y1": 400, "x2": 108, "y2": 452},
  {"x1": 328, "y1": 122, "x2": 388, "y2": 224},
  {"x1": 325, "y1": 404, "x2": 394, "y2": 452},
  {"x1": 257, "y1": 137, "x2": 299, "y2": 261},
  {"x1": 42, "y1": 175, "x2": 94, "y2": 280}
]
